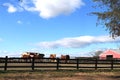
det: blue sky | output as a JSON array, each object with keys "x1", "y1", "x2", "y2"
[{"x1": 0, "y1": 0, "x2": 120, "y2": 57}]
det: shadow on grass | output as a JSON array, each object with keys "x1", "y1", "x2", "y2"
[
  {"x1": 113, "y1": 76, "x2": 120, "y2": 78},
  {"x1": 0, "y1": 69, "x2": 120, "y2": 74}
]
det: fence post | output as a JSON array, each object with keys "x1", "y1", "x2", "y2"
[
  {"x1": 77, "y1": 59, "x2": 79, "y2": 70},
  {"x1": 56, "y1": 58, "x2": 59, "y2": 70},
  {"x1": 95, "y1": 58, "x2": 98, "y2": 70},
  {"x1": 4, "y1": 56, "x2": 8, "y2": 71},
  {"x1": 32, "y1": 57, "x2": 35, "y2": 70},
  {"x1": 111, "y1": 59, "x2": 113, "y2": 70}
]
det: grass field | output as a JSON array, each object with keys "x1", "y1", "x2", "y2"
[
  {"x1": 1, "y1": 58, "x2": 120, "y2": 80},
  {"x1": 0, "y1": 70, "x2": 120, "y2": 80}
]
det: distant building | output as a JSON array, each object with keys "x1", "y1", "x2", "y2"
[{"x1": 99, "y1": 50, "x2": 120, "y2": 60}]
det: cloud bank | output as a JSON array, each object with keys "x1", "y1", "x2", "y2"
[
  {"x1": 35, "y1": 36, "x2": 120, "y2": 48},
  {"x1": 3, "y1": 0, "x2": 84, "y2": 19},
  {"x1": 0, "y1": 50, "x2": 22, "y2": 57}
]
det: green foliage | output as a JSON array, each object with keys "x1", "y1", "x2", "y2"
[{"x1": 92, "y1": 0, "x2": 120, "y2": 38}]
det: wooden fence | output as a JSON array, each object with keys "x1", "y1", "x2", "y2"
[{"x1": 0, "y1": 56, "x2": 120, "y2": 71}]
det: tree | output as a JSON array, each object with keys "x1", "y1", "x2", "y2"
[
  {"x1": 92, "y1": 0, "x2": 120, "y2": 38},
  {"x1": 91, "y1": 50, "x2": 103, "y2": 58}
]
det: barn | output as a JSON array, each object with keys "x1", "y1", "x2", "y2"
[{"x1": 99, "y1": 50, "x2": 120, "y2": 60}]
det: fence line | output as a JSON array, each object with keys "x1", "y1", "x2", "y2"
[{"x1": 0, "y1": 56, "x2": 120, "y2": 71}]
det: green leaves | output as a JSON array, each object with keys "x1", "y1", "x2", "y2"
[{"x1": 92, "y1": 0, "x2": 120, "y2": 38}]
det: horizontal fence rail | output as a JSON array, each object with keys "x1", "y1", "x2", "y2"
[{"x1": 0, "y1": 56, "x2": 120, "y2": 71}]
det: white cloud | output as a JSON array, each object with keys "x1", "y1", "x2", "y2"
[
  {"x1": 17, "y1": 20, "x2": 23, "y2": 24},
  {"x1": 3, "y1": 3, "x2": 17, "y2": 13},
  {"x1": 32, "y1": 0, "x2": 84, "y2": 19},
  {"x1": 35, "y1": 36, "x2": 120, "y2": 48},
  {"x1": 4, "y1": 0, "x2": 84, "y2": 19},
  {"x1": 0, "y1": 50, "x2": 22, "y2": 57}
]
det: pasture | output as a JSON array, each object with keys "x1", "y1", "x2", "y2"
[
  {"x1": 0, "y1": 70, "x2": 120, "y2": 80},
  {"x1": 1, "y1": 57, "x2": 120, "y2": 80}
]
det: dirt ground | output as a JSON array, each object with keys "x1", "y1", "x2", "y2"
[{"x1": 0, "y1": 70, "x2": 120, "y2": 80}]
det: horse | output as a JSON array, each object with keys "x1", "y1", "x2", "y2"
[
  {"x1": 50, "y1": 54, "x2": 56, "y2": 62},
  {"x1": 21, "y1": 52, "x2": 44, "y2": 62},
  {"x1": 61, "y1": 55, "x2": 70, "y2": 63}
]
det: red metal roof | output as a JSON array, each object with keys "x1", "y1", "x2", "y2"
[{"x1": 99, "y1": 50, "x2": 120, "y2": 59}]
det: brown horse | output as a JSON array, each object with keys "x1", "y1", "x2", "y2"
[
  {"x1": 61, "y1": 55, "x2": 70, "y2": 63},
  {"x1": 50, "y1": 54, "x2": 56, "y2": 62}
]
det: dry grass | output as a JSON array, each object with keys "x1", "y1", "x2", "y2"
[{"x1": 0, "y1": 70, "x2": 120, "y2": 80}]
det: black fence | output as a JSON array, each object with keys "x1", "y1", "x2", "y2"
[{"x1": 0, "y1": 56, "x2": 120, "y2": 71}]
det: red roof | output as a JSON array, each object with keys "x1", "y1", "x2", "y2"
[{"x1": 99, "y1": 50, "x2": 120, "y2": 59}]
